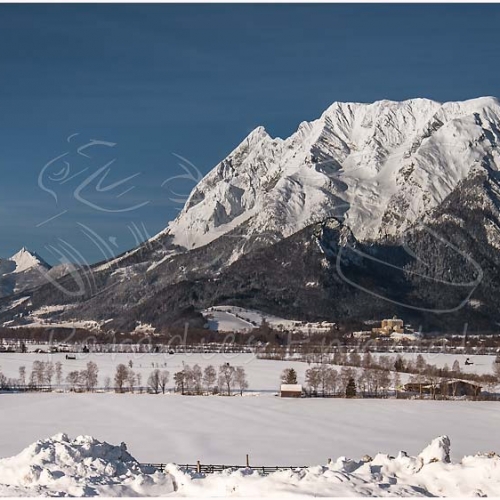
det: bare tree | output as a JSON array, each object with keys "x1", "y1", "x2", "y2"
[
  {"x1": 127, "y1": 369, "x2": 136, "y2": 393},
  {"x1": 18, "y1": 366, "x2": 26, "y2": 387},
  {"x1": 66, "y1": 371, "x2": 80, "y2": 391},
  {"x1": 114, "y1": 364, "x2": 129, "y2": 393},
  {"x1": 31, "y1": 360, "x2": 45, "y2": 387},
  {"x1": 173, "y1": 370, "x2": 185, "y2": 394},
  {"x1": 379, "y1": 370, "x2": 392, "y2": 397},
  {"x1": 363, "y1": 368, "x2": 376, "y2": 395},
  {"x1": 323, "y1": 367, "x2": 338, "y2": 396},
  {"x1": 55, "y1": 362, "x2": 63, "y2": 386},
  {"x1": 362, "y1": 351, "x2": 373, "y2": 369},
  {"x1": 104, "y1": 376, "x2": 111, "y2": 391},
  {"x1": 349, "y1": 351, "x2": 361, "y2": 367},
  {"x1": 192, "y1": 364, "x2": 202, "y2": 394},
  {"x1": 0, "y1": 372, "x2": 8, "y2": 390},
  {"x1": 378, "y1": 356, "x2": 393, "y2": 372},
  {"x1": 45, "y1": 362, "x2": 55, "y2": 388},
  {"x1": 305, "y1": 366, "x2": 321, "y2": 395},
  {"x1": 148, "y1": 369, "x2": 161, "y2": 394},
  {"x1": 219, "y1": 364, "x2": 235, "y2": 396},
  {"x1": 234, "y1": 366, "x2": 248, "y2": 395},
  {"x1": 357, "y1": 370, "x2": 368, "y2": 396},
  {"x1": 203, "y1": 365, "x2": 217, "y2": 393},
  {"x1": 159, "y1": 370, "x2": 170, "y2": 394},
  {"x1": 82, "y1": 361, "x2": 99, "y2": 391},
  {"x1": 427, "y1": 372, "x2": 440, "y2": 400},
  {"x1": 183, "y1": 364, "x2": 194, "y2": 394},
  {"x1": 393, "y1": 371, "x2": 401, "y2": 398}
]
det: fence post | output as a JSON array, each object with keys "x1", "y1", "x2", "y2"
[
  {"x1": 246, "y1": 454, "x2": 250, "y2": 468},
  {"x1": 196, "y1": 460, "x2": 201, "y2": 474}
]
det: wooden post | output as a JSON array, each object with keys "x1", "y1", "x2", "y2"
[
  {"x1": 327, "y1": 458, "x2": 332, "y2": 465},
  {"x1": 196, "y1": 460, "x2": 201, "y2": 474},
  {"x1": 246, "y1": 454, "x2": 250, "y2": 467}
]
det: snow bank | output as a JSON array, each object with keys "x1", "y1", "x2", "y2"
[
  {"x1": 0, "y1": 433, "x2": 174, "y2": 496},
  {"x1": 0, "y1": 434, "x2": 500, "y2": 496},
  {"x1": 166, "y1": 436, "x2": 500, "y2": 497}
]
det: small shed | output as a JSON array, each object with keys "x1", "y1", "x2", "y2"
[{"x1": 280, "y1": 384, "x2": 303, "y2": 398}]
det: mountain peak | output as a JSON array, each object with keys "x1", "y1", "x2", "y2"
[{"x1": 10, "y1": 247, "x2": 49, "y2": 274}]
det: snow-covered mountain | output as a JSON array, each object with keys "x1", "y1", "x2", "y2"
[
  {"x1": 3, "y1": 96, "x2": 500, "y2": 332},
  {"x1": 157, "y1": 96, "x2": 500, "y2": 256},
  {"x1": 9, "y1": 247, "x2": 48, "y2": 274},
  {"x1": 0, "y1": 248, "x2": 51, "y2": 298}
]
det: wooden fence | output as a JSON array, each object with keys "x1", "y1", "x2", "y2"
[{"x1": 142, "y1": 460, "x2": 311, "y2": 475}]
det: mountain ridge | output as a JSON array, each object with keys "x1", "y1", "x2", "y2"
[
  {"x1": 2, "y1": 96, "x2": 500, "y2": 332},
  {"x1": 153, "y1": 96, "x2": 500, "y2": 255}
]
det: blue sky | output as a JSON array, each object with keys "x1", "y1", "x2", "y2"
[{"x1": 0, "y1": 3, "x2": 499, "y2": 265}]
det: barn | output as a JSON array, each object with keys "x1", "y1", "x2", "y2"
[{"x1": 280, "y1": 384, "x2": 303, "y2": 398}]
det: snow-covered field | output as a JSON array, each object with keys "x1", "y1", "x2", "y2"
[
  {"x1": 0, "y1": 352, "x2": 499, "y2": 496},
  {"x1": 203, "y1": 306, "x2": 334, "y2": 333},
  {"x1": 0, "y1": 393, "x2": 499, "y2": 465},
  {"x1": 0, "y1": 353, "x2": 500, "y2": 496}
]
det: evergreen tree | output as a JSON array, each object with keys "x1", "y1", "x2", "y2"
[
  {"x1": 394, "y1": 355, "x2": 405, "y2": 372},
  {"x1": 281, "y1": 368, "x2": 298, "y2": 385},
  {"x1": 345, "y1": 377, "x2": 357, "y2": 398}
]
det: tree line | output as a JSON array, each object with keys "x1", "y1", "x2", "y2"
[
  {"x1": 280, "y1": 351, "x2": 500, "y2": 399},
  {"x1": 0, "y1": 358, "x2": 251, "y2": 396}
]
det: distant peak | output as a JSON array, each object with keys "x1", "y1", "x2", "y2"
[{"x1": 10, "y1": 247, "x2": 49, "y2": 273}]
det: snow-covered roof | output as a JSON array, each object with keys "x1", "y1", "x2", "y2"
[{"x1": 280, "y1": 384, "x2": 303, "y2": 392}]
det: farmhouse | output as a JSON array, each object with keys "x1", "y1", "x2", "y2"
[
  {"x1": 439, "y1": 380, "x2": 482, "y2": 397},
  {"x1": 280, "y1": 384, "x2": 303, "y2": 398},
  {"x1": 403, "y1": 380, "x2": 482, "y2": 398}
]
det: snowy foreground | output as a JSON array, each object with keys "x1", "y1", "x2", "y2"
[{"x1": 0, "y1": 433, "x2": 499, "y2": 497}]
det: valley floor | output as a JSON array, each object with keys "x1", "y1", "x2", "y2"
[{"x1": 0, "y1": 392, "x2": 499, "y2": 464}]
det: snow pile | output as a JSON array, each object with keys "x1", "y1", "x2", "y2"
[
  {"x1": 0, "y1": 433, "x2": 175, "y2": 497},
  {"x1": 166, "y1": 436, "x2": 500, "y2": 497},
  {"x1": 1, "y1": 434, "x2": 500, "y2": 496}
]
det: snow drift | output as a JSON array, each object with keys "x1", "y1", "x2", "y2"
[
  {"x1": 0, "y1": 434, "x2": 499, "y2": 496},
  {"x1": 0, "y1": 433, "x2": 174, "y2": 497}
]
